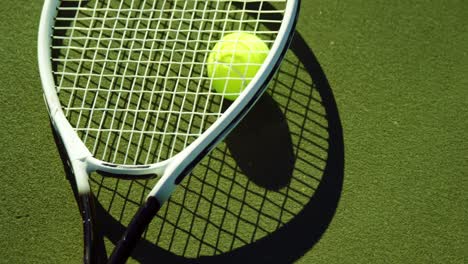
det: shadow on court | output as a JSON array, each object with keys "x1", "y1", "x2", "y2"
[{"x1": 88, "y1": 31, "x2": 344, "y2": 264}]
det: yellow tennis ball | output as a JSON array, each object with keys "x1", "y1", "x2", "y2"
[{"x1": 207, "y1": 32, "x2": 269, "y2": 101}]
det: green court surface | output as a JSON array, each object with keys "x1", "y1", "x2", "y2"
[{"x1": 0, "y1": 1, "x2": 466, "y2": 263}]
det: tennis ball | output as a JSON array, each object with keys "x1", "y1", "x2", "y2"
[{"x1": 207, "y1": 32, "x2": 269, "y2": 101}]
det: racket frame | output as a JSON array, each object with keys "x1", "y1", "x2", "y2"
[{"x1": 38, "y1": 0, "x2": 300, "y2": 262}]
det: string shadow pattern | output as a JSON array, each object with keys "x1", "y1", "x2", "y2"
[{"x1": 86, "y1": 31, "x2": 344, "y2": 263}]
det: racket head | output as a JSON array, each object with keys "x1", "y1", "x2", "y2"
[{"x1": 38, "y1": 0, "x2": 300, "y2": 181}]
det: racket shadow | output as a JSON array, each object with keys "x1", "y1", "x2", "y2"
[{"x1": 86, "y1": 29, "x2": 344, "y2": 263}]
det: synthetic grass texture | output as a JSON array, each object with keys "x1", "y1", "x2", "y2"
[{"x1": 0, "y1": 1, "x2": 466, "y2": 264}]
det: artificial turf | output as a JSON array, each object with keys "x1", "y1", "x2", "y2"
[{"x1": 0, "y1": 1, "x2": 466, "y2": 263}]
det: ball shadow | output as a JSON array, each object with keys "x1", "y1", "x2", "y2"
[{"x1": 225, "y1": 95, "x2": 295, "y2": 191}]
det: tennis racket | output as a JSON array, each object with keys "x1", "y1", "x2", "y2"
[{"x1": 38, "y1": 0, "x2": 300, "y2": 263}]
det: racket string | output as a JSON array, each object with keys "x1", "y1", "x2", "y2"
[
  {"x1": 53, "y1": 0, "x2": 287, "y2": 165},
  {"x1": 110, "y1": 0, "x2": 162, "y2": 165}
]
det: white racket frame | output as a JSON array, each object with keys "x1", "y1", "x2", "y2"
[{"x1": 38, "y1": 0, "x2": 299, "y2": 204}]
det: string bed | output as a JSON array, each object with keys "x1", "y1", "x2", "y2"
[{"x1": 51, "y1": 0, "x2": 287, "y2": 165}]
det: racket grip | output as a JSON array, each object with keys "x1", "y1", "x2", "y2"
[
  {"x1": 107, "y1": 197, "x2": 161, "y2": 264},
  {"x1": 80, "y1": 194, "x2": 107, "y2": 264}
]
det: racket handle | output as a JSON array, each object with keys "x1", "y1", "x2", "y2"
[
  {"x1": 107, "y1": 197, "x2": 161, "y2": 264},
  {"x1": 80, "y1": 194, "x2": 107, "y2": 264}
]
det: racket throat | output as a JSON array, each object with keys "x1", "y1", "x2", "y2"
[{"x1": 70, "y1": 159, "x2": 91, "y2": 194}]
